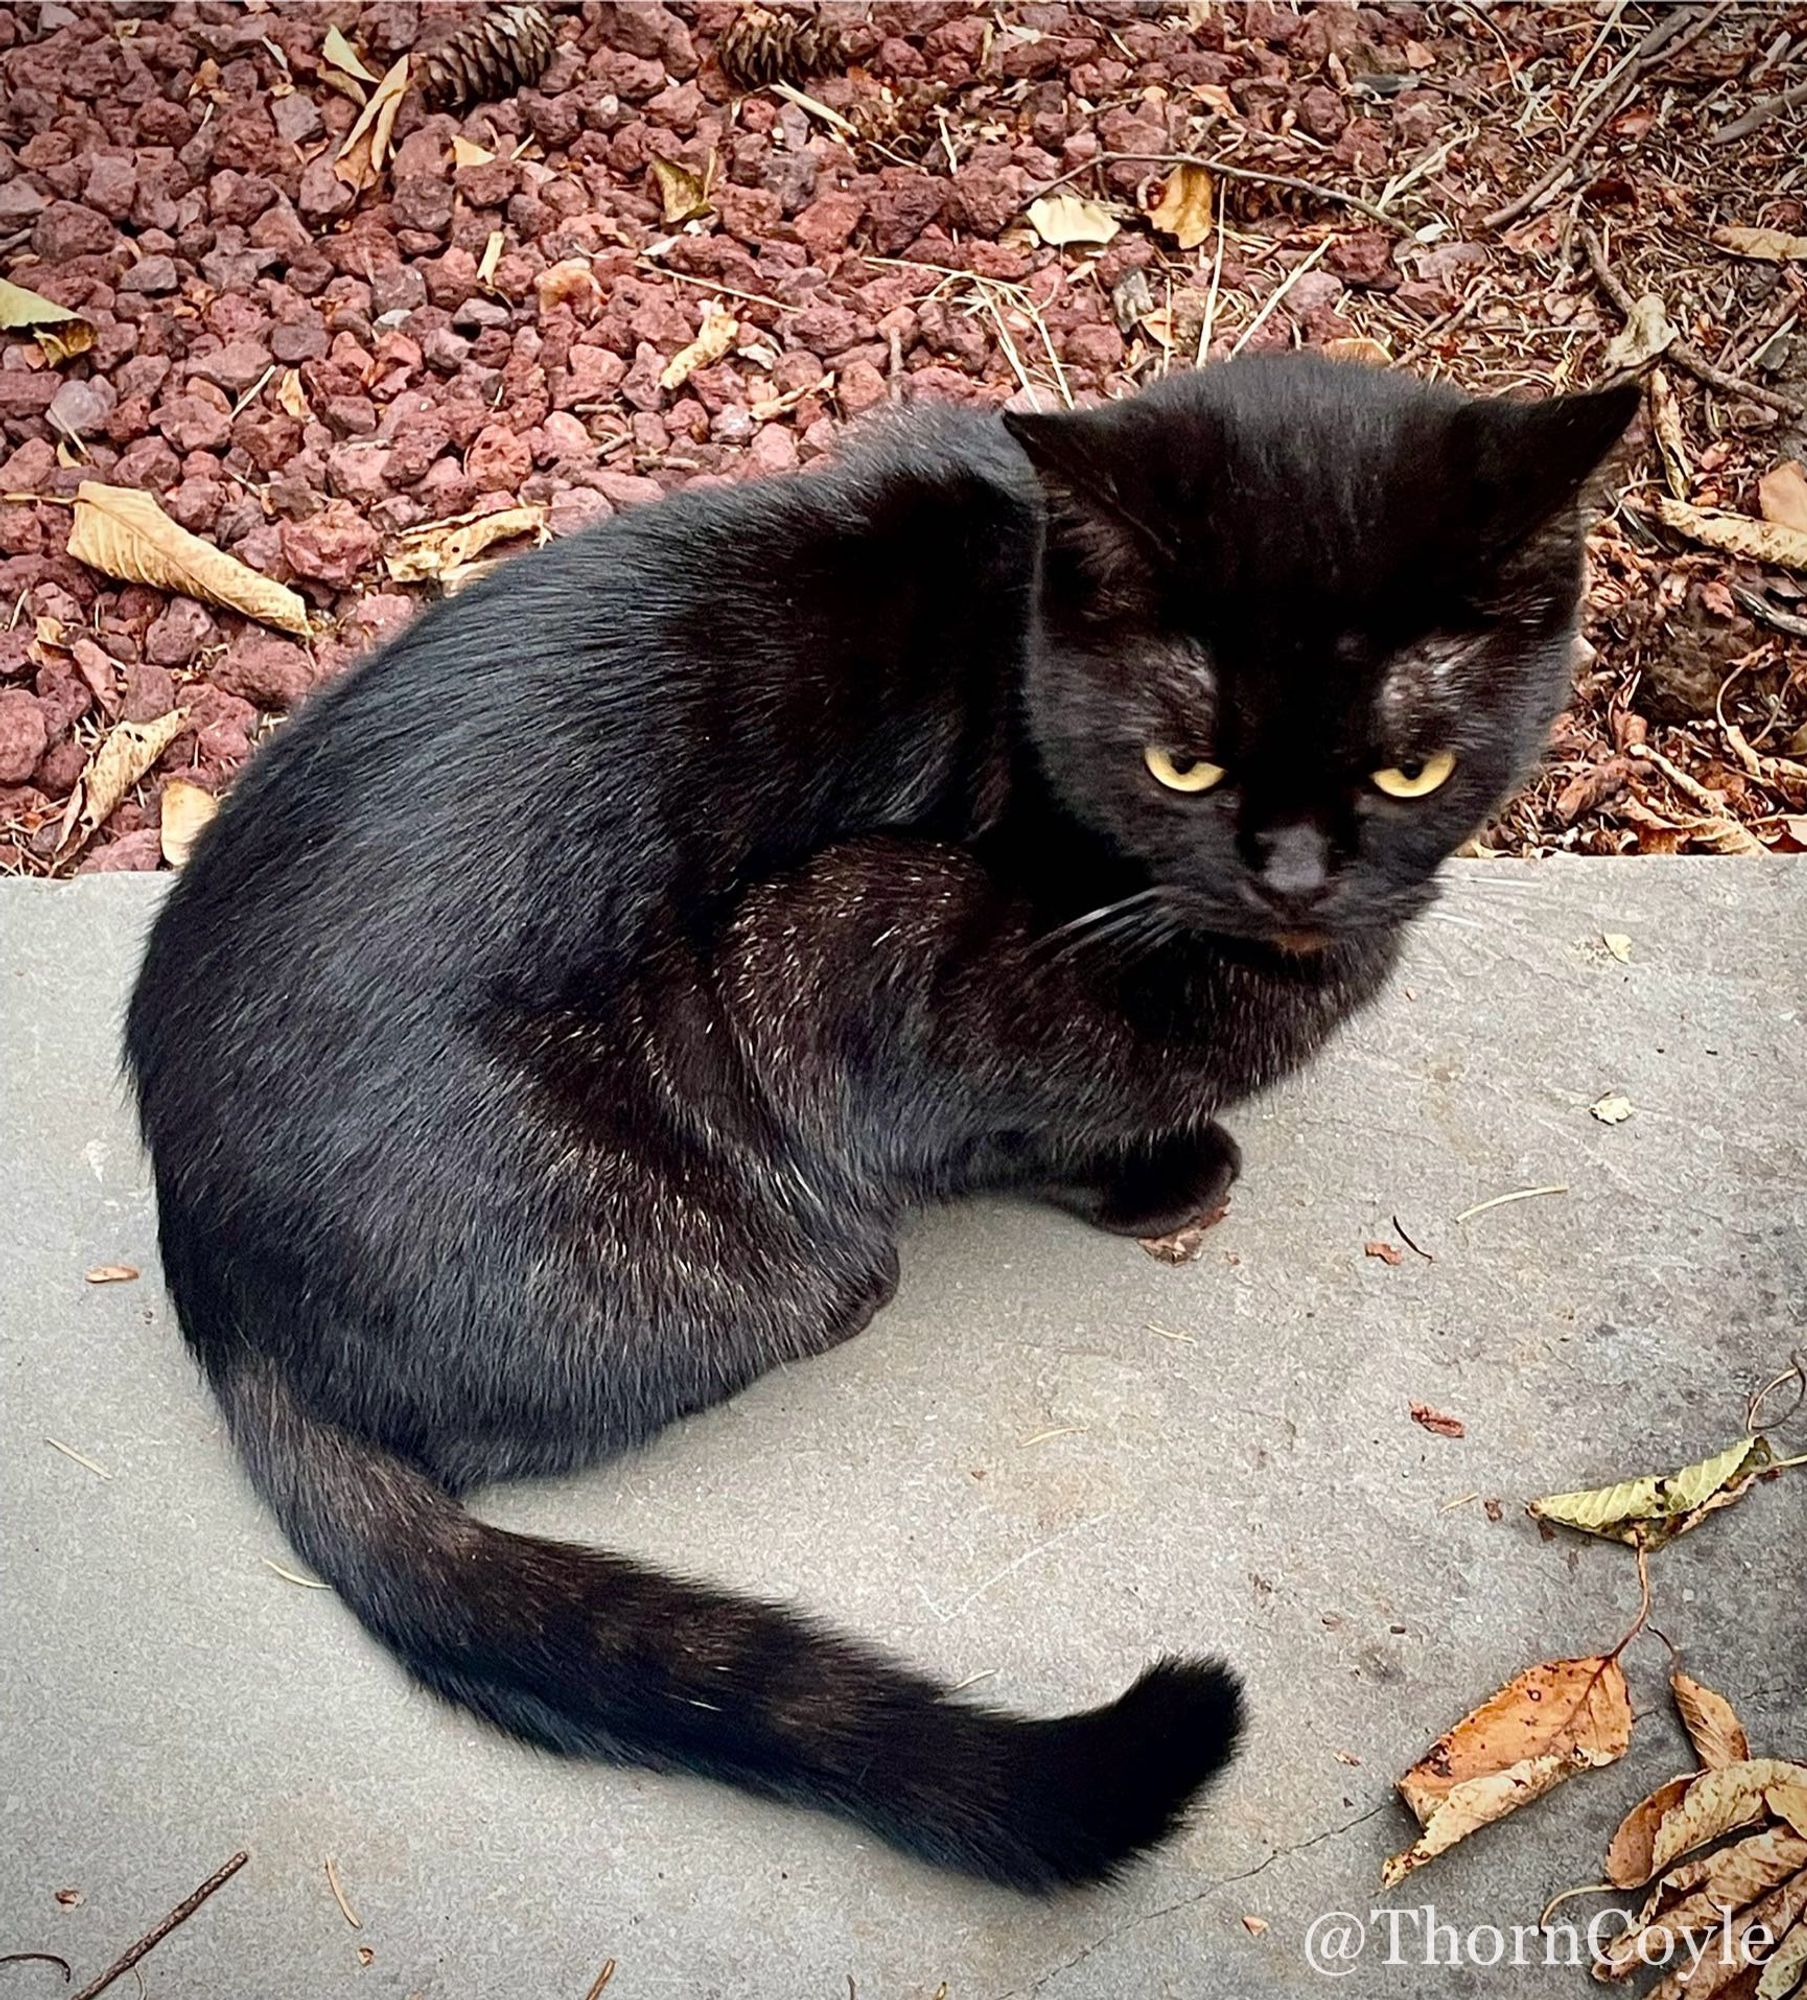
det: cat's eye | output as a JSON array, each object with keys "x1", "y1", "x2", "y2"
[
  {"x1": 1371, "y1": 750, "x2": 1457, "y2": 800},
  {"x1": 1144, "y1": 747, "x2": 1226, "y2": 794}
]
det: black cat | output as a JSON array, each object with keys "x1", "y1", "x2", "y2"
[{"x1": 126, "y1": 357, "x2": 1633, "y2": 1891}]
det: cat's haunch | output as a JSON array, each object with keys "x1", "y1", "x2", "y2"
[{"x1": 126, "y1": 356, "x2": 1631, "y2": 1889}]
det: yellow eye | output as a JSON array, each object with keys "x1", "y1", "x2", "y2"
[
  {"x1": 1144, "y1": 747, "x2": 1226, "y2": 793},
  {"x1": 1372, "y1": 750, "x2": 1457, "y2": 799}
]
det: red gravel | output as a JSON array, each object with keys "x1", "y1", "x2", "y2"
[{"x1": 1, "y1": 3, "x2": 1802, "y2": 873}]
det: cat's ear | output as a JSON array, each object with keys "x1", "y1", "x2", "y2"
[
  {"x1": 1002, "y1": 406, "x2": 1174, "y2": 590},
  {"x1": 1468, "y1": 382, "x2": 1638, "y2": 547}
]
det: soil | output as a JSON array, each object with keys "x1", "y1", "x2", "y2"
[{"x1": 1, "y1": 0, "x2": 1803, "y2": 874}]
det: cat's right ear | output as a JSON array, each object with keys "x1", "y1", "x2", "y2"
[{"x1": 1003, "y1": 407, "x2": 1173, "y2": 596}]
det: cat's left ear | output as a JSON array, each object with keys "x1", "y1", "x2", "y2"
[
  {"x1": 1469, "y1": 381, "x2": 1639, "y2": 545},
  {"x1": 1002, "y1": 406, "x2": 1175, "y2": 582}
]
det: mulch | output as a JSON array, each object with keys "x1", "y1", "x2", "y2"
[{"x1": 1, "y1": 0, "x2": 1803, "y2": 875}]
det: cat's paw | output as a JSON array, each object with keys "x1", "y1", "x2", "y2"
[{"x1": 1049, "y1": 1123, "x2": 1241, "y2": 1242}]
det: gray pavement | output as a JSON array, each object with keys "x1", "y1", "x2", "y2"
[{"x1": 2, "y1": 861, "x2": 1803, "y2": 2000}]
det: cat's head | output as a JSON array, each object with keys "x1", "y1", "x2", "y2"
[{"x1": 1004, "y1": 357, "x2": 1635, "y2": 949}]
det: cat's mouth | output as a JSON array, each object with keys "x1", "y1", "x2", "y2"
[{"x1": 1267, "y1": 928, "x2": 1330, "y2": 956}]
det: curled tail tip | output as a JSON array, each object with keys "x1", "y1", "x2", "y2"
[{"x1": 974, "y1": 1654, "x2": 1244, "y2": 1895}]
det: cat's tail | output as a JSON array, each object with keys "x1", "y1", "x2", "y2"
[{"x1": 218, "y1": 1354, "x2": 1241, "y2": 1892}]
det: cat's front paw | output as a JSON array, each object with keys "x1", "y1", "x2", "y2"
[{"x1": 1049, "y1": 1122, "x2": 1241, "y2": 1244}]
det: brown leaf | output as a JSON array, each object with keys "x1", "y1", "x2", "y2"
[
  {"x1": 1609, "y1": 1776, "x2": 1697, "y2": 1889},
  {"x1": 1649, "y1": 369, "x2": 1690, "y2": 501},
  {"x1": 476, "y1": 230, "x2": 505, "y2": 292},
  {"x1": 1650, "y1": 1761, "x2": 1807, "y2": 1878},
  {"x1": 158, "y1": 777, "x2": 218, "y2": 868},
  {"x1": 1644, "y1": 1870, "x2": 1807, "y2": 2000},
  {"x1": 276, "y1": 369, "x2": 313, "y2": 421},
  {"x1": 333, "y1": 54, "x2": 409, "y2": 193},
  {"x1": 1713, "y1": 225, "x2": 1807, "y2": 264},
  {"x1": 1137, "y1": 1195, "x2": 1230, "y2": 1264},
  {"x1": 1651, "y1": 495, "x2": 1807, "y2": 573},
  {"x1": 1760, "y1": 463, "x2": 1807, "y2": 536},
  {"x1": 1599, "y1": 1829, "x2": 1807, "y2": 1981},
  {"x1": 384, "y1": 503, "x2": 549, "y2": 585},
  {"x1": 450, "y1": 134, "x2": 495, "y2": 168},
  {"x1": 59, "y1": 709, "x2": 191, "y2": 854},
  {"x1": 1774, "y1": 1786, "x2": 1807, "y2": 1845},
  {"x1": 1604, "y1": 293, "x2": 1676, "y2": 373},
  {"x1": 68, "y1": 482, "x2": 312, "y2": 637},
  {"x1": 321, "y1": 23, "x2": 378, "y2": 86},
  {"x1": 660, "y1": 303, "x2": 739, "y2": 390},
  {"x1": 1673, "y1": 1673, "x2": 1751, "y2": 1771},
  {"x1": 1146, "y1": 163, "x2": 1215, "y2": 250},
  {"x1": 1364, "y1": 1240, "x2": 1404, "y2": 1265},
  {"x1": 1383, "y1": 1654, "x2": 1632, "y2": 1885},
  {"x1": 1321, "y1": 335, "x2": 1392, "y2": 366},
  {"x1": 1410, "y1": 1401, "x2": 1466, "y2": 1438},
  {"x1": 649, "y1": 154, "x2": 713, "y2": 226},
  {"x1": 1241, "y1": 1914, "x2": 1269, "y2": 1937},
  {"x1": 37, "y1": 320, "x2": 95, "y2": 367},
  {"x1": 84, "y1": 1265, "x2": 140, "y2": 1285}
]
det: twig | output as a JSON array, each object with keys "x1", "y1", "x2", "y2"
[
  {"x1": 44, "y1": 1437, "x2": 112, "y2": 1480},
  {"x1": 1710, "y1": 77, "x2": 1807, "y2": 146},
  {"x1": 1578, "y1": 226, "x2": 1805, "y2": 418},
  {"x1": 1482, "y1": 5, "x2": 1722, "y2": 233},
  {"x1": 1228, "y1": 237, "x2": 1332, "y2": 359},
  {"x1": 1032, "y1": 151, "x2": 1415, "y2": 237},
  {"x1": 323, "y1": 1857, "x2": 360, "y2": 1930},
  {"x1": 1607, "y1": 1544, "x2": 1653, "y2": 1660},
  {"x1": 582, "y1": 1963, "x2": 617, "y2": 2000},
  {"x1": 1392, "y1": 1214, "x2": 1435, "y2": 1262},
  {"x1": 1454, "y1": 1184, "x2": 1568, "y2": 1224},
  {"x1": 69, "y1": 1852, "x2": 248, "y2": 2000},
  {"x1": 1628, "y1": 742, "x2": 1735, "y2": 818},
  {"x1": 1748, "y1": 1355, "x2": 1807, "y2": 1434},
  {"x1": 1197, "y1": 201, "x2": 1228, "y2": 365}
]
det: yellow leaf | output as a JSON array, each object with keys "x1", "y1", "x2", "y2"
[
  {"x1": 1713, "y1": 224, "x2": 1807, "y2": 264},
  {"x1": 650, "y1": 154, "x2": 713, "y2": 226},
  {"x1": 1529, "y1": 1435, "x2": 1776, "y2": 1550},
  {"x1": 68, "y1": 481, "x2": 312, "y2": 638},
  {"x1": 321, "y1": 23, "x2": 378, "y2": 85},
  {"x1": 1146, "y1": 162, "x2": 1215, "y2": 249},
  {"x1": 1652, "y1": 494, "x2": 1807, "y2": 573},
  {"x1": 276, "y1": 368, "x2": 313, "y2": 421},
  {"x1": 384, "y1": 503, "x2": 548, "y2": 585},
  {"x1": 0, "y1": 274, "x2": 82, "y2": 331},
  {"x1": 1026, "y1": 193, "x2": 1119, "y2": 248},
  {"x1": 1591, "y1": 1093, "x2": 1634, "y2": 1124},
  {"x1": 158, "y1": 777, "x2": 219, "y2": 868},
  {"x1": 36, "y1": 320, "x2": 95, "y2": 366},
  {"x1": 1673, "y1": 1673, "x2": 1751, "y2": 1771},
  {"x1": 659, "y1": 303, "x2": 738, "y2": 391},
  {"x1": 1383, "y1": 1655, "x2": 1631, "y2": 1886},
  {"x1": 320, "y1": 67, "x2": 368, "y2": 108},
  {"x1": 477, "y1": 230, "x2": 505, "y2": 293},
  {"x1": 1773, "y1": 1786, "x2": 1807, "y2": 1845},
  {"x1": 1603, "y1": 933, "x2": 1634, "y2": 962},
  {"x1": 1650, "y1": 1760, "x2": 1807, "y2": 1877},
  {"x1": 1760, "y1": 462, "x2": 1807, "y2": 535},
  {"x1": 1321, "y1": 335, "x2": 1392, "y2": 366},
  {"x1": 334, "y1": 53, "x2": 409, "y2": 192},
  {"x1": 451, "y1": 134, "x2": 496, "y2": 168},
  {"x1": 61, "y1": 709, "x2": 191, "y2": 853}
]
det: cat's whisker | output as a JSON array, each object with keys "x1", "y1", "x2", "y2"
[{"x1": 1032, "y1": 887, "x2": 1166, "y2": 962}]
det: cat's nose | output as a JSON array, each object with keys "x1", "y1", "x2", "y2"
[{"x1": 1250, "y1": 822, "x2": 1330, "y2": 908}]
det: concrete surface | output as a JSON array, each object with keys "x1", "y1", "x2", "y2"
[{"x1": 2, "y1": 861, "x2": 1803, "y2": 2000}]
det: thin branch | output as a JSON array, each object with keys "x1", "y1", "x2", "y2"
[
  {"x1": 1032, "y1": 151, "x2": 1416, "y2": 237},
  {"x1": 1577, "y1": 226, "x2": 1805, "y2": 418},
  {"x1": 1482, "y1": 4, "x2": 1725, "y2": 234},
  {"x1": 70, "y1": 1853, "x2": 249, "y2": 2000},
  {"x1": 1710, "y1": 76, "x2": 1807, "y2": 146}
]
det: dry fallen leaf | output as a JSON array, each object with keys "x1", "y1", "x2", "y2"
[
  {"x1": 660, "y1": 303, "x2": 739, "y2": 391},
  {"x1": 69, "y1": 481, "x2": 311, "y2": 637},
  {"x1": 321, "y1": 24, "x2": 378, "y2": 85},
  {"x1": 334, "y1": 53, "x2": 409, "y2": 193},
  {"x1": 158, "y1": 777, "x2": 219, "y2": 868},
  {"x1": 1026, "y1": 193, "x2": 1119, "y2": 248},
  {"x1": 650, "y1": 154, "x2": 713, "y2": 226},
  {"x1": 1241, "y1": 1914, "x2": 1269, "y2": 1937},
  {"x1": 1599, "y1": 1829, "x2": 1807, "y2": 1980},
  {"x1": 1649, "y1": 369, "x2": 1691, "y2": 501},
  {"x1": 477, "y1": 229, "x2": 505, "y2": 293},
  {"x1": 1604, "y1": 932, "x2": 1634, "y2": 962},
  {"x1": 1137, "y1": 1196, "x2": 1230, "y2": 1264},
  {"x1": 59, "y1": 709, "x2": 191, "y2": 854},
  {"x1": 84, "y1": 1265, "x2": 140, "y2": 1285},
  {"x1": 1410, "y1": 1401, "x2": 1466, "y2": 1438},
  {"x1": 1648, "y1": 1760, "x2": 1807, "y2": 1879},
  {"x1": 1776, "y1": 1787, "x2": 1807, "y2": 1845},
  {"x1": 1604, "y1": 293, "x2": 1676, "y2": 372},
  {"x1": 1651, "y1": 494, "x2": 1807, "y2": 574},
  {"x1": 276, "y1": 368, "x2": 313, "y2": 421},
  {"x1": 1609, "y1": 1776, "x2": 1698, "y2": 1889},
  {"x1": 1760, "y1": 1917, "x2": 1807, "y2": 2000},
  {"x1": 1364, "y1": 1239, "x2": 1404, "y2": 1265},
  {"x1": 1674, "y1": 1673, "x2": 1752, "y2": 1772},
  {"x1": 1383, "y1": 1654, "x2": 1631, "y2": 1886},
  {"x1": 1713, "y1": 225, "x2": 1807, "y2": 264},
  {"x1": 384, "y1": 503, "x2": 548, "y2": 585},
  {"x1": 450, "y1": 134, "x2": 496, "y2": 168},
  {"x1": 1760, "y1": 462, "x2": 1807, "y2": 536},
  {"x1": 1146, "y1": 162, "x2": 1215, "y2": 249},
  {"x1": 1529, "y1": 1435, "x2": 1777, "y2": 1550},
  {"x1": 1322, "y1": 335, "x2": 1392, "y2": 366},
  {"x1": 1591, "y1": 1093, "x2": 1635, "y2": 1124},
  {"x1": 0, "y1": 274, "x2": 84, "y2": 336}
]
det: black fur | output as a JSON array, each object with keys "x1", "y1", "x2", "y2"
[{"x1": 125, "y1": 358, "x2": 1632, "y2": 1890}]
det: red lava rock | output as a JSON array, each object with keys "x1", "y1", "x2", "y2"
[
  {"x1": 78, "y1": 826, "x2": 163, "y2": 874},
  {"x1": 32, "y1": 199, "x2": 118, "y2": 261},
  {"x1": 279, "y1": 501, "x2": 381, "y2": 589},
  {"x1": 0, "y1": 689, "x2": 50, "y2": 785},
  {"x1": 143, "y1": 598, "x2": 217, "y2": 670},
  {"x1": 119, "y1": 253, "x2": 180, "y2": 295},
  {"x1": 156, "y1": 393, "x2": 233, "y2": 455},
  {"x1": 465, "y1": 422, "x2": 533, "y2": 491},
  {"x1": 548, "y1": 486, "x2": 615, "y2": 538},
  {"x1": 1298, "y1": 84, "x2": 1351, "y2": 142},
  {"x1": 121, "y1": 659, "x2": 178, "y2": 721},
  {"x1": 837, "y1": 358, "x2": 890, "y2": 417},
  {"x1": 1327, "y1": 230, "x2": 1401, "y2": 289},
  {"x1": 211, "y1": 636, "x2": 313, "y2": 711}
]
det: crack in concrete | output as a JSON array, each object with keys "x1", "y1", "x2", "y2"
[{"x1": 992, "y1": 1800, "x2": 1390, "y2": 2000}]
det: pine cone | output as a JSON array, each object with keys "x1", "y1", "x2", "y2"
[
  {"x1": 717, "y1": 6, "x2": 846, "y2": 94},
  {"x1": 419, "y1": 5, "x2": 557, "y2": 114}
]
